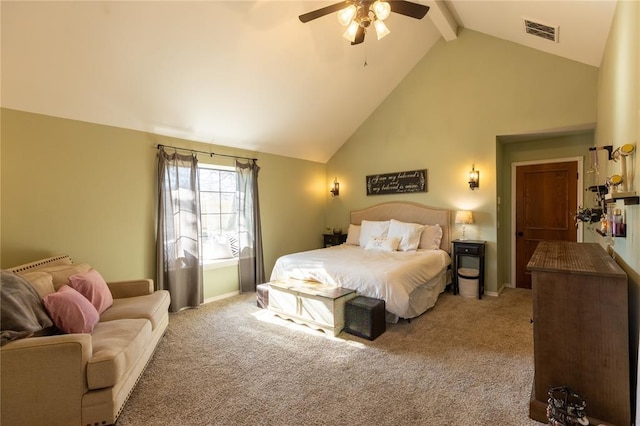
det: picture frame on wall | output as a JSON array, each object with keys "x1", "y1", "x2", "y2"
[{"x1": 366, "y1": 169, "x2": 427, "y2": 195}]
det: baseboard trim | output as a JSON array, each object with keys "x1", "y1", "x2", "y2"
[
  {"x1": 485, "y1": 284, "x2": 505, "y2": 297},
  {"x1": 203, "y1": 291, "x2": 240, "y2": 305}
]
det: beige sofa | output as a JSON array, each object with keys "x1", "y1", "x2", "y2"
[{"x1": 1, "y1": 255, "x2": 170, "y2": 426}]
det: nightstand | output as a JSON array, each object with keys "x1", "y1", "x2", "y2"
[
  {"x1": 452, "y1": 239, "x2": 486, "y2": 299},
  {"x1": 323, "y1": 233, "x2": 347, "y2": 247}
]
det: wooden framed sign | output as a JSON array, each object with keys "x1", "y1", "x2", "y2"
[{"x1": 366, "y1": 169, "x2": 427, "y2": 196}]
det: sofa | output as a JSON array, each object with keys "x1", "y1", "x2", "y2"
[{"x1": 1, "y1": 255, "x2": 170, "y2": 426}]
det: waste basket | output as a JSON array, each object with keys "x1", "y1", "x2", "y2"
[{"x1": 458, "y1": 268, "x2": 479, "y2": 298}]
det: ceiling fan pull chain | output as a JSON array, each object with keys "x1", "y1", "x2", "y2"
[{"x1": 364, "y1": 43, "x2": 368, "y2": 67}]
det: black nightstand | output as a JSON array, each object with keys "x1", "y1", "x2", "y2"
[
  {"x1": 452, "y1": 239, "x2": 486, "y2": 299},
  {"x1": 323, "y1": 233, "x2": 347, "y2": 247}
]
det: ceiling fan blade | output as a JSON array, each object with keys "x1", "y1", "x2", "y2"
[
  {"x1": 390, "y1": 1, "x2": 429, "y2": 19},
  {"x1": 351, "y1": 26, "x2": 365, "y2": 45},
  {"x1": 299, "y1": 2, "x2": 349, "y2": 23}
]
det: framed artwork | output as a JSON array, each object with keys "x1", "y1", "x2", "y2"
[{"x1": 366, "y1": 169, "x2": 427, "y2": 195}]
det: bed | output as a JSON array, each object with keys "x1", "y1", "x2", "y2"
[{"x1": 270, "y1": 202, "x2": 452, "y2": 322}]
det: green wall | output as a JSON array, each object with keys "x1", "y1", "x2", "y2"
[
  {"x1": 496, "y1": 133, "x2": 595, "y2": 289},
  {"x1": 326, "y1": 28, "x2": 599, "y2": 294},
  {"x1": 594, "y1": 1, "x2": 640, "y2": 418},
  {"x1": 0, "y1": 108, "x2": 327, "y2": 298}
]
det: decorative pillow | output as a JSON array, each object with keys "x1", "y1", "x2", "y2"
[
  {"x1": 388, "y1": 219, "x2": 425, "y2": 252},
  {"x1": 0, "y1": 270, "x2": 54, "y2": 346},
  {"x1": 68, "y1": 269, "x2": 113, "y2": 314},
  {"x1": 345, "y1": 224, "x2": 361, "y2": 245},
  {"x1": 364, "y1": 236, "x2": 400, "y2": 252},
  {"x1": 20, "y1": 271, "x2": 56, "y2": 298},
  {"x1": 43, "y1": 285, "x2": 100, "y2": 334},
  {"x1": 358, "y1": 220, "x2": 390, "y2": 248},
  {"x1": 419, "y1": 224, "x2": 443, "y2": 250},
  {"x1": 35, "y1": 263, "x2": 92, "y2": 290}
]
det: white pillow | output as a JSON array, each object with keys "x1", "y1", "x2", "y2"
[
  {"x1": 345, "y1": 224, "x2": 361, "y2": 245},
  {"x1": 388, "y1": 219, "x2": 425, "y2": 252},
  {"x1": 364, "y1": 236, "x2": 400, "y2": 252},
  {"x1": 419, "y1": 224, "x2": 443, "y2": 250},
  {"x1": 359, "y1": 220, "x2": 390, "y2": 247}
]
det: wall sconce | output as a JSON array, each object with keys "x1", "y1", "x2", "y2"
[
  {"x1": 468, "y1": 165, "x2": 479, "y2": 190},
  {"x1": 330, "y1": 178, "x2": 340, "y2": 197},
  {"x1": 455, "y1": 210, "x2": 474, "y2": 240}
]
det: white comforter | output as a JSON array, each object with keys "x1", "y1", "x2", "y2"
[{"x1": 270, "y1": 245, "x2": 451, "y2": 318}]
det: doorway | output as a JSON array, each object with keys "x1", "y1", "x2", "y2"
[{"x1": 511, "y1": 158, "x2": 582, "y2": 289}]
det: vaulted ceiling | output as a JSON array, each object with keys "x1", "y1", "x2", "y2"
[{"x1": 1, "y1": 1, "x2": 617, "y2": 163}]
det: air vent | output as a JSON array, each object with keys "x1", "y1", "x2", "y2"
[{"x1": 523, "y1": 18, "x2": 559, "y2": 43}]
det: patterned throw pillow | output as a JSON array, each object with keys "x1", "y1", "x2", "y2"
[{"x1": 364, "y1": 235, "x2": 401, "y2": 252}]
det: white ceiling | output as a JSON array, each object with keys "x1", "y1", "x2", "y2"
[{"x1": 1, "y1": 0, "x2": 617, "y2": 163}]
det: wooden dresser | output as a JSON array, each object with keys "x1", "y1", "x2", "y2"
[{"x1": 527, "y1": 242, "x2": 630, "y2": 425}]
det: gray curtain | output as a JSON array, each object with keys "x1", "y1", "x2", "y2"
[
  {"x1": 157, "y1": 148, "x2": 203, "y2": 312},
  {"x1": 236, "y1": 159, "x2": 265, "y2": 293}
]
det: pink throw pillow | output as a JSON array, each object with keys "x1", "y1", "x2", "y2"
[
  {"x1": 43, "y1": 285, "x2": 100, "y2": 334},
  {"x1": 68, "y1": 269, "x2": 113, "y2": 314}
]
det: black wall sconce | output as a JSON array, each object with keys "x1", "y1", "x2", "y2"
[
  {"x1": 330, "y1": 178, "x2": 340, "y2": 197},
  {"x1": 468, "y1": 165, "x2": 479, "y2": 190}
]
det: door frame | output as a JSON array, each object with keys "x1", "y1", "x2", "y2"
[{"x1": 509, "y1": 156, "x2": 584, "y2": 287}]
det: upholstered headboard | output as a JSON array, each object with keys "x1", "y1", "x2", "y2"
[{"x1": 350, "y1": 202, "x2": 451, "y2": 253}]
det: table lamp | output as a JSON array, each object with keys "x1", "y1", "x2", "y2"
[{"x1": 455, "y1": 210, "x2": 474, "y2": 240}]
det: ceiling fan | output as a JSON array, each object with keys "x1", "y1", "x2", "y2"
[{"x1": 299, "y1": 1, "x2": 430, "y2": 45}]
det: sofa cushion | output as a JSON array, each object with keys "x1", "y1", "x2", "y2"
[
  {"x1": 43, "y1": 285, "x2": 100, "y2": 334},
  {"x1": 87, "y1": 318, "x2": 152, "y2": 390},
  {"x1": 68, "y1": 269, "x2": 114, "y2": 314},
  {"x1": 35, "y1": 264, "x2": 92, "y2": 290},
  {"x1": 99, "y1": 290, "x2": 170, "y2": 331},
  {"x1": 20, "y1": 271, "x2": 55, "y2": 298}
]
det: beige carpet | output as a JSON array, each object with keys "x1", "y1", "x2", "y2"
[{"x1": 116, "y1": 288, "x2": 540, "y2": 425}]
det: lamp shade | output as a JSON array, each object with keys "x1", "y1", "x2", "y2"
[
  {"x1": 372, "y1": 1, "x2": 391, "y2": 20},
  {"x1": 337, "y1": 5, "x2": 357, "y2": 26},
  {"x1": 343, "y1": 20, "x2": 360, "y2": 42},
  {"x1": 374, "y1": 19, "x2": 390, "y2": 40},
  {"x1": 455, "y1": 210, "x2": 474, "y2": 225}
]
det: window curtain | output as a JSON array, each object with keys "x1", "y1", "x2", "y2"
[
  {"x1": 235, "y1": 159, "x2": 265, "y2": 293},
  {"x1": 157, "y1": 148, "x2": 203, "y2": 312}
]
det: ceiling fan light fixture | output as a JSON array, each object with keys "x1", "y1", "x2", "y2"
[
  {"x1": 372, "y1": 1, "x2": 391, "y2": 20},
  {"x1": 374, "y1": 19, "x2": 390, "y2": 40},
  {"x1": 343, "y1": 20, "x2": 360, "y2": 42},
  {"x1": 337, "y1": 4, "x2": 357, "y2": 26}
]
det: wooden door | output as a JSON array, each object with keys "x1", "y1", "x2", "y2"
[{"x1": 515, "y1": 161, "x2": 578, "y2": 289}]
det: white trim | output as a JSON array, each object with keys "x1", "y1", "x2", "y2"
[
  {"x1": 509, "y1": 156, "x2": 583, "y2": 287},
  {"x1": 198, "y1": 163, "x2": 235, "y2": 171},
  {"x1": 204, "y1": 258, "x2": 238, "y2": 270},
  {"x1": 203, "y1": 290, "x2": 240, "y2": 304}
]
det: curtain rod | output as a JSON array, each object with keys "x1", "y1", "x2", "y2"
[{"x1": 156, "y1": 144, "x2": 258, "y2": 162}]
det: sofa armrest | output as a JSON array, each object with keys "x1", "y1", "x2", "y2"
[
  {"x1": 107, "y1": 279, "x2": 154, "y2": 298},
  {"x1": 1, "y1": 334, "x2": 92, "y2": 425}
]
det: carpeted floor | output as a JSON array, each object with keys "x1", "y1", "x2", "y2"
[{"x1": 116, "y1": 288, "x2": 540, "y2": 425}]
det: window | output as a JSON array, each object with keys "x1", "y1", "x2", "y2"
[{"x1": 198, "y1": 165, "x2": 239, "y2": 264}]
